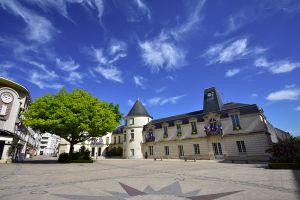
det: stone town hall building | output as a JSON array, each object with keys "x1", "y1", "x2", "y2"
[{"x1": 121, "y1": 87, "x2": 288, "y2": 161}]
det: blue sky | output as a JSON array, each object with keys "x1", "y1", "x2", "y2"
[{"x1": 0, "y1": 0, "x2": 300, "y2": 135}]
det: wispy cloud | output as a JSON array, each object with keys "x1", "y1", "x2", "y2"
[
  {"x1": 255, "y1": 57, "x2": 300, "y2": 74},
  {"x1": 266, "y1": 88, "x2": 300, "y2": 101},
  {"x1": 128, "y1": 99, "x2": 134, "y2": 107},
  {"x1": 148, "y1": 94, "x2": 186, "y2": 106},
  {"x1": 66, "y1": 71, "x2": 84, "y2": 85},
  {"x1": 171, "y1": 0, "x2": 206, "y2": 39},
  {"x1": 155, "y1": 87, "x2": 166, "y2": 93},
  {"x1": 139, "y1": 33, "x2": 186, "y2": 72},
  {"x1": 203, "y1": 38, "x2": 265, "y2": 65},
  {"x1": 24, "y1": 0, "x2": 105, "y2": 26},
  {"x1": 139, "y1": 1, "x2": 206, "y2": 72},
  {"x1": 0, "y1": 62, "x2": 14, "y2": 79},
  {"x1": 251, "y1": 93, "x2": 258, "y2": 98},
  {"x1": 0, "y1": 0, "x2": 56, "y2": 43},
  {"x1": 285, "y1": 84, "x2": 296, "y2": 89},
  {"x1": 225, "y1": 68, "x2": 240, "y2": 77},
  {"x1": 90, "y1": 39, "x2": 127, "y2": 83},
  {"x1": 27, "y1": 61, "x2": 62, "y2": 89},
  {"x1": 56, "y1": 58, "x2": 79, "y2": 72},
  {"x1": 133, "y1": 0, "x2": 151, "y2": 20},
  {"x1": 94, "y1": 66, "x2": 123, "y2": 83},
  {"x1": 133, "y1": 75, "x2": 146, "y2": 88}
]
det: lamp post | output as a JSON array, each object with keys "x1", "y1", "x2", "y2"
[{"x1": 90, "y1": 138, "x2": 103, "y2": 160}]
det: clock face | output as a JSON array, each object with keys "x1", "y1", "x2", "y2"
[
  {"x1": 1, "y1": 92, "x2": 13, "y2": 104},
  {"x1": 207, "y1": 92, "x2": 212, "y2": 97}
]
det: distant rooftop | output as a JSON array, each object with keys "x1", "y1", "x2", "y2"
[{"x1": 126, "y1": 100, "x2": 152, "y2": 118}]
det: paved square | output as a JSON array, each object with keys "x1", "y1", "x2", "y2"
[{"x1": 0, "y1": 157, "x2": 300, "y2": 200}]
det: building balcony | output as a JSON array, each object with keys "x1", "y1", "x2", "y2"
[
  {"x1": 145, "y1": 133, "x2": 155, "y2": 142},
  {"x1": 204, "y1": 124, "x2": 223, "y2": 136}
]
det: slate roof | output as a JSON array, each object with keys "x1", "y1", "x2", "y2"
[
  {"x1": 126, "y1": 100, "x2": 152, "y2": 118},
  {"x1": 112, "y1": 125, "x2": 124, "y2": 134},
  {"x1": 144, "y1": 102, "x2": 260, "y2": 129}
]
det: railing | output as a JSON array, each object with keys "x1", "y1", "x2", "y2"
[
  {"x1": 145, "y1": 132, "x2": 155, "y2": 142},
  {"x1": 204, "y1": 124, "x2": 223, "y2": 136}
]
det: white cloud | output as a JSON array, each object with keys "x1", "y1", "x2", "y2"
[
  {"x1": 133, "y1": 75, "x2": 146, "y2": 89},
  {"x1": 225, "y1": 68, "x2": 240, "y2": 77},
  {"x1": 24, "y1": 0, "x2": 105, "y2": 25},
  {"x1": 155, "y1": 87, "x2": 166, "y2": 93},
  {"x1": 266, "y1": 88, "x2": 300, "y2": 101},
  {"x1": 128, "y1": 99, "x2": 134, "y2": 107},
  {"x1": 285, "y1": 84, "x2": 296, "y2": 89},
  {"x1": 94, "y1": 66, "x2": 123, "y2": 83},
  {"x1": 90, "y1": 41, "x2": 127, "y2": 83},
  {"x1": 139, "y1": 34, "x2": 185, "y2": 72},
  {"x1": 108, "y1": 40, "x2": 127, "y2": 56},
  {"x1": 296, "y1": 106, "x2": 300, "y2": 111},
  {"x1": 255, "y1": 57, "x2": 300, "y2": 74},
  {"x1": 27, "y1": 61, "x2": 63, "y2": 89},
  {"x1": 56, "y1": 58, "x2": 79, "y2": 72},
  {"x1": 0, "y1": 0, "x2": 56, "y2": 43},
  {"x1": 0, "y1": 62, "x2": 14, "y2": 79},
  {"x1": 66, "y1": 71, "x2": 83, "y2": 84},
  {"x1": 251, "y1": 93, "x2": 258, "y2": 98},
  {"x1": 134, "y1": 0, "x2": 151, "y2": 20},
  {"x1": 148, "y1": 95, "x2": 186, "y2": 106},
  {"x1": 203, "y1": 38, "x2": 265, "y2": 65},
  {"x1": 171, "y1": 0, "x2": 206, "y2": 39}
]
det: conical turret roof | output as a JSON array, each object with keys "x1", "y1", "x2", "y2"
[{"x1": 126, "y1": 100, "x2": 152, "y2": 118}]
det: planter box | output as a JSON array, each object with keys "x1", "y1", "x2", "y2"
[{"x1": 268, "y1": 163, "x2": 300, "y2": 169}]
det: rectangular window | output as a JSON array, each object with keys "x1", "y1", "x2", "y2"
[
  {"x1": 231, "y1": 114, "x2": 241, "y2": 130},
  {"x1": 178, "y1": 145, "x2": 184, "y2": 157},
  {"x1": 91, "y1": 147, "x2": 95, "y2": 156},
  {"x1": 106, "y1": 137, "x2": 109, "y2": 144},
  {"x1": 130, "y1": 132, "x2": 134, "y2": 140},
  {"x1": 163, "y1": 125, "x2": 168, "y2": 138},
  {"x1": 129, "y1": 118, "x2": 134, "y2": 125},
  {"x1": 131, "y1": 129, "x2": 134, "y2": 132},
  {"x1": 176, "y1": 124, "x2": 182, "y2": 134},
  {"x1": 236, "y1": 141, "x2": 247, "y2": 152},
  {"x1": 118, "y1": 136, "x2": 121, "y2": 143},
  {"x1": 191, "y1": 121, "x2": 197, "y2": 134},
  {"x1": 149, "y1": 146, "x2": 154, "y2": 156},
  {"x1": 130, "y1": 149, "x2": 134, "y2": 156},
  {"x1": 124, "y1": 133, "x2": 126, "y2": 141},
  {"x1": 212, "y1": 143, "x2": 222, "y2": 155},
  {"x1": 193, "y1": 144, "x2": 200, "y2": 155},
  {"x1": 114, "y1": 136, "x2": 116, "y2": 144},
  {"x1": 164, "y1": 146, "x2": 169, "y2": 155},
  {"x1": 125, "y1": 120, "x2": 128, "y2": 126}
]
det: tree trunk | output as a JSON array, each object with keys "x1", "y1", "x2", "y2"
[{"x1": 69, "y1": 143, "x2": 74, "y2": 160}]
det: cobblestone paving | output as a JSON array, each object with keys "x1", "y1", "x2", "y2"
[{"x1": 0, "y1": 157, "x2": 299, "y2": 200}]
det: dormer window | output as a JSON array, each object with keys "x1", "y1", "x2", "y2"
[
  {"x1": 231, "y1": 114, "x2": 241, "y2": 130},
  {"x1": 190, "y1": 121, "x2": 197, "y2": 134},
  {"x1": 163, "y1": 125, "x2": 168, "y2": 138}
]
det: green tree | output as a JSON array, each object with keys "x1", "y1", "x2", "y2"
[{"x1": 24, "y1": 88, "x2": 122, "y2": 156}]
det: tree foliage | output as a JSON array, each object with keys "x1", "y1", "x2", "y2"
[
  {"x1": 24, "y1": 88, "x2": 122, "y2": 154},
  {"x1": 266, "y1": 136, "x2": 300, "y2": 163}
]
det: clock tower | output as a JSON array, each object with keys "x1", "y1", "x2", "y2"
[{"x1": 203, "y1": 87, "x2": 223, "y2": 113}]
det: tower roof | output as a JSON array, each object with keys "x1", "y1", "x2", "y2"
[{"x1": 126, "y1": 100, "x2": 152, "y2": 118}]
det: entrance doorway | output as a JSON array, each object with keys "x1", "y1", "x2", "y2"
[
  {"x1": 212, "y1": 142, "x2": 223, "y2": 159},
  {"x1": 0, "y1": 141, "x2": 5, "y2": 160},
  {"x1": 178, "y1": 145, "x2": 184, "y2": 157}
]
